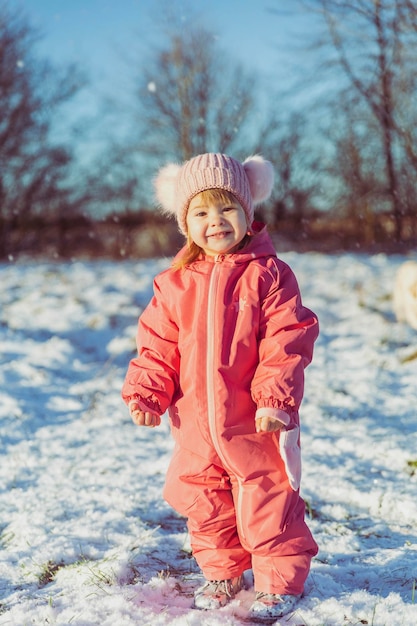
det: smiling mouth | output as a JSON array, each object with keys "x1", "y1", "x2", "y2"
[{"x1": 209, "y1": 231, "x2": 232, "y2": 239}]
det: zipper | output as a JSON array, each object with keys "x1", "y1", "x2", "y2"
[
  {"x1": 206, "y1": 256, "x2": 246, "y2": 541},
  {"x1": 206, "y1": 259, "x2": 221, "y2": 455}
]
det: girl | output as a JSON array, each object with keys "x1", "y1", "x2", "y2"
[{"x1": 122, "y1": 153, "x2": 319, "y2": 621}]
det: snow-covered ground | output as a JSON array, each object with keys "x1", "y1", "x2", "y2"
[{"x1": 1, "y1": 252, "x2": 416, "y2": 626}]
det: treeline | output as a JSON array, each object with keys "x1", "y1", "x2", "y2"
[
  {"x1": 4, "y1": 207, "x2": 409, "y2": 261},
  {"x1": 1, "y1": 0, "x2": 417, "y2": 260}
]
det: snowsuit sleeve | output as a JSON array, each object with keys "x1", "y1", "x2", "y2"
[
  {"x1": 251, "y1": 260, "x2": 318, "y2": 423},
  {"x1": 121, "y1": 274, "x2": 180, "y2": 415}
]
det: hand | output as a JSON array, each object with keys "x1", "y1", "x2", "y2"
[
  {"x1": 255, "y1": 416, "x2": 285, "y2": 433},
  {"x1": 129, "y1": 402, "x2": 161, "y2": 428}
]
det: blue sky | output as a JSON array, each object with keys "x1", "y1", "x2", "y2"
[
  {"x1": 18, "y1": 0, "x2": 313, "y2": 102},
  {"x1": 15, "y1": 0, "x2": 320, "y2": 167}
]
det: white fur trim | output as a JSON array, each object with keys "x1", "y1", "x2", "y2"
[{"x1": 243, "y1": 155, "x2": 274, "y2": 204}]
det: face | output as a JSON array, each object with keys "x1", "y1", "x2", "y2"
[{"x1": 186, "y1": 194, "x2": 248, "y2": 257}]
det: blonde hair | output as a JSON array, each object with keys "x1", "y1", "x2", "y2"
[{"x1": 173, "y1": 188, "x2": 251, "y2": 269}]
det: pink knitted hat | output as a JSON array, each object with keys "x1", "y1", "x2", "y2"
[{"x1": 154, "y1": 153, "x2": 274, "y2": 234}]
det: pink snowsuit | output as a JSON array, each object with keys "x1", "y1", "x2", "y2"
[{"x1": 122, "y1": 225, "x2": 319, "y2": 595}]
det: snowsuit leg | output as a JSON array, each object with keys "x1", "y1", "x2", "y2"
[
  {"x1": 163, "y1": 443, "x2": 252, "y2": 580},
  {"x1": 164, "y1": 435, "x2": 317, "y2": 593},
  {"x1": 225, "y1": 432, "x2": 318, "y2": 595}
]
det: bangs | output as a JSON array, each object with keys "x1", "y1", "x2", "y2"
[{"x1": 195, "y1": 188, "x2": 240, "y2": 206}]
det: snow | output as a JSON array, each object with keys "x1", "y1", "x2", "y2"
[{"x1": 1, "y1": 252, "x2": 416, "y2": 625}]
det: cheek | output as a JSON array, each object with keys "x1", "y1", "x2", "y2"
[{"x1": 186, "y1": 221, "x2": 203, "y2": 242}]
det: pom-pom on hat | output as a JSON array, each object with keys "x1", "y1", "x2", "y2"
[{"x1": 154, "y1": 153, "x2": 274, "y2": 235}]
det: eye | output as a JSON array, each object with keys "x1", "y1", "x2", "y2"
[
  {"x1": 223, "y1": 206, "x2": 236, "y2": 213},
  {"x1": 190, "y1": 208, "x2": 207, "y2": 217}
]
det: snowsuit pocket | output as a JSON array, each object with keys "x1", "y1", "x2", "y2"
[{"x1": 279, "y1": 426, "x2": 301, "y2": 491}]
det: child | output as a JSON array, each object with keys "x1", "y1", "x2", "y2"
[{"x1": 122, "y1": 153, "x2": 319, "y2": 621}]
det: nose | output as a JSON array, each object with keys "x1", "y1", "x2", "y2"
[{"x1": 209, "y1": 209, "x2": 224, "y2": 226}]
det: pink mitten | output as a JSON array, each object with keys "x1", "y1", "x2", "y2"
[{"x1": 279, "y1": 426, "x2": 301, "y2": 491}]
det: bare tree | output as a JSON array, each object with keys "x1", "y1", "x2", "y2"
[
  {"x1": 0, "y1": 3, "x2": 86, "y2": 256},
  {"x1": 133, "y1": 25, "x2": 257, "y2": 162},
  {"x1": 86, "y1": 20, "x2": 261, "y2": 222},
  {"x1": 293, "y1": 0, "x2": 417, "y2": 241},
  {"x1": 253, "y1": 111, "x2": 321, "y2": 230}
]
